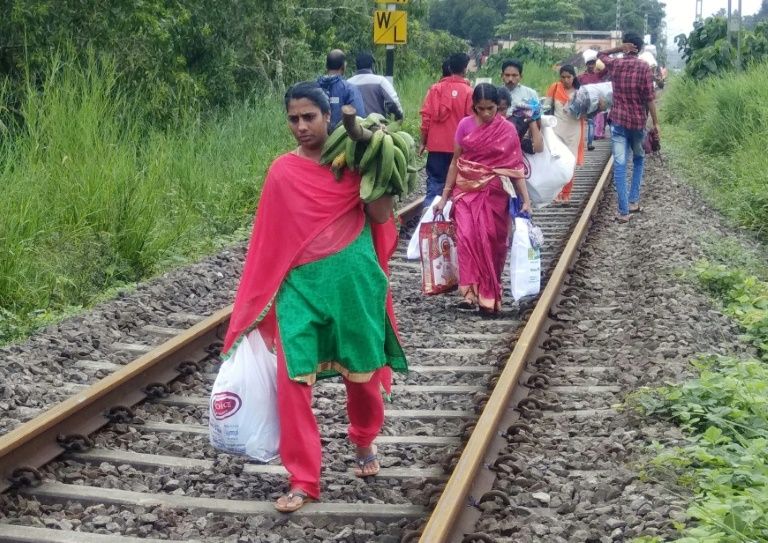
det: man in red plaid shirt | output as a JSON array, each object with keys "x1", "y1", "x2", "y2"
[{"x1": 598, "y1": 32, "x2": 660, "y2": 222}]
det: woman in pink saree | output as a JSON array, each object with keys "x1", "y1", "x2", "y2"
[{"x1": 434, "y1": 83, "x2": 532, "y2": 314}]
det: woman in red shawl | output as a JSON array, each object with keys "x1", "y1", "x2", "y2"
[
  {"x1": 221, "y1": 82, "x2": 408, "y2": 512},
  {"x1": 434, "y1": 83, "x2": 531, "y2": 314}
]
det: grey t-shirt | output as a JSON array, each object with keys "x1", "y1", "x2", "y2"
[{"x1": 508, "y1": 84, "x2": 539, "y2": 108}]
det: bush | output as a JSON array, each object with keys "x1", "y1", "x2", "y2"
[
  {"x1": 0, "y1": 54, "x2": 291, "y2": 342},
  {"x1": 663, "y1": 63, "x2": 768, "y2": 238}
]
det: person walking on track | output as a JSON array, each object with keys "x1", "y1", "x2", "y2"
[
  {"x1": 221, "y1": 82, "x2": 408, "y2": 513},
  {"x1": 501, "y1": 58, "x2": 539, "y2": 108},
  {"x1": 578, "y1": 58, "x2": 607, "y2": 151},
  {"x1": 598, "y1": 32, "x2": 660, "y2": 223},
  {"x1": 347, "y1": 51, "x2": 404, "y2": 121},
  {"x1": 317, "y1": 49, "x2": 366, "y2": 131},
  {"x1": 547, "y1": 64, "x2": 585, "y2": 204},
  {"x1": 433, "y1": 83, "x2": 532, "y2": 315},
  {"x1": 419, "y1": 53, "x2": 473, "y2": 209}
]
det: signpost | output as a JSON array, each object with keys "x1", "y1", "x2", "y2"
[
  {"x1": 373, "y1": 1, "x2": 407, "y2": 79},
  {"x1": 373, "y1": 10, "x2": 408, "y2": 45}
]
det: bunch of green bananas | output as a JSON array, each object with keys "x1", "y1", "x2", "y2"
[{"x1": 320, "y1": 113, "x2": 421, "y2": 203}]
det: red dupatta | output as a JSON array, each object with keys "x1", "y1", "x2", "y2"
[
  {"x1": 455, "y1": 115, "x2": 525, "y2": 193},
  {"x1": 222, "y1": 153, "x2": 400, "y2": 382}
]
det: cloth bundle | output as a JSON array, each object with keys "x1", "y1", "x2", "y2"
[{"x1": 567, "y1": 82, "x2": 613, "y2": 119}]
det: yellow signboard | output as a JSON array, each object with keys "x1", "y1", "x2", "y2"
[{"x1": 373, "y1": 10, "x2": 407, "y2": 45}]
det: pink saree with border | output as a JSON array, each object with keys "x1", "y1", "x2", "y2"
[{"x1": 452, "y1": 115, "x2": 525, "y2": 311}]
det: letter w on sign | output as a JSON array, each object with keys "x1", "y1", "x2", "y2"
[{"x1": 373, "y1": 10, "x2": 407, "y2": 45}]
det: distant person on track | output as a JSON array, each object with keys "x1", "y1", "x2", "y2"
[
  {"x1": 347, "y1": 51, "x2": 404, "y2": 121},
  {"x1": 317, "y1": 49, "x2": 366, "y2": 131},
  {"x1": 221, "y1": 82, "x2": 407, "y2": 513},
  {"x1": 578, "y1": 58, "x2": 606, "y2": 151},
  {"x1": 547, "y1": 64, "x2": 585, "y2": 204},
  {"x1": 433, "y1": 83, "x2": 532, "y2": 315},
  {"x1": 598, "y1": 32, "x2": 659, "y2": 223},
  {"x1": 419, "y1": 53, "x2": 474, "y2": 209},
  {"x1": 501, "y1": 59, "x2": 539, "y2": 108}
]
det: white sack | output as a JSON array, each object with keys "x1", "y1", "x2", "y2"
[
  {"x1": 509, "y1": 217, "x2": 542, "y2": 301},
  {"x1": 523, "y1": 126, "x2": 576, "y2": 208}
]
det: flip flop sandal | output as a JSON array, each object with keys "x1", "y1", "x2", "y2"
[
  {"x1": 478, "y1": 306, "x2": 498, "y2": 317},
  {"x1": 456, "y1": 300, "x2": 476, "y2": 311},
  {"x1": 615, "y1": 214, "x2": 631, "y2": 223},
  {"x1": 353, "y1": 445, "x2": 380, "y2": 478},
  {"x1": 274, "y1": 490, "x2": 313, "y2": 513},
  {"x1": 629, "y1": 205, "x2": 643, "y2": 213}
]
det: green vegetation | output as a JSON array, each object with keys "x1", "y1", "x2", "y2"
[
  {"x1": 662, "y1": 64, "x2": 768, "y2": 240},
  {"x1": 675, "y1": 15, "x2": 768, "y2": 79},
  {"x1": 0, "y1": 55, "x2": 293, "y2": 342},
  {"x1": 428, "y1": 0, "x2": 666, "y2": 46},
  {"x1": 631, "y1": 260, "x2": 768, "y2": 541},
  {"x1": 1, "y1": 1, "x2": 464, "y2": 125},
  {"x1": 0, "y1": 1, "x2": 469, "y2": 343},
  {"x1": 496, "y1": 0, "x2": 584, "y2": 39}
]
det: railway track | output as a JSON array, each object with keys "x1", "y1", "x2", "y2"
[{"x1": 0, "y1": 141, "x2": 613, "y2": 543}]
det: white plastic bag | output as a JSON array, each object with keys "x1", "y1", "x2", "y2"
[
  {"x1": 509, "y1": 217, "x2": 541, "y2": 301},
  {"x1": 209, "y1": 329, "x2": 279, "y2": 462},
  {"x1": 406, "y1": 196, "x2": 453, "y2": 259},
  {"x1": 523, "y1": 126, "x2": 576, "y2": 208}
]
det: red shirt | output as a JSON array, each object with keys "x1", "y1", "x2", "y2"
[
  {"x1": 578, "y1": 70, "x2": 605, "y2": 85},
  {"x1": 419, "y1": 75, "x2": 473, "y2": 153},
  {"x1": 598, "y1": 52, "x2": 655, "y2": 130}
]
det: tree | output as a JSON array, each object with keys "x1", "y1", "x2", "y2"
[
  {"x1": 496, "y1": 0, "x2": 583, "y2": 39},
  {"x1": 576, "y1": 0, "x2": 666, "y2": 44},
  {"x1": 428, "y1": 0, "x2": 506, "y2": 45}
]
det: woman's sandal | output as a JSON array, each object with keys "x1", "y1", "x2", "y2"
[
  {"x1": 274, "y1": 489, "x2": 314, "y2": 513},
  {"x1": 478, "y1": 306, "x2": 498, "y2": 318},
  {"x1": 353, "y1": 445, "x2": 380, "y2": 478}
]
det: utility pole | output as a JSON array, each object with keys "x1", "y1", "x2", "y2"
[
  {"x1": 615, "y1": 0, "x2": 622, "y2": 30},
  {"x1": 737, "y1": 0, "x2": 743, "y2": 71},
  {"x1": 695, "y1": 0, "x2": 703, "y2": 23}
]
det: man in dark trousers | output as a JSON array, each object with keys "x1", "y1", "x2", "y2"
[
  {"x1": 317, "y1": 49, "x2": 366, "y2": 131},
  {"x1": 579, "y1": 57, "x2": 606, "y2": 151},
  {"x1": 347, "y1": 52, "x2": 404, "y2": 121},
  {"x1": 598, "y1": 32, "x2": 659, "y2": 223},
  {"x1": 418, "y1": 53, "x2": 473, "y2": 209}
]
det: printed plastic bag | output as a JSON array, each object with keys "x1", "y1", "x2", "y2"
[
  {"x1": 509, "y1": 216, "x2": 541, "y2": 301},
  {"x1": 523, "y1": 125, "x2": 576, "y2": 208},
  {"x1": 407, "y1": 197, "x2": 453, "y2": 259},
  {"x1": 209, "y1": 329, "x2": 279, "y2": 462},
  {"x1": 419, "y1": 214, "x2": 459, "y2": 295}
]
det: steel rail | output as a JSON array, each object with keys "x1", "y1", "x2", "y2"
[
  {"x1": 0, "y1": 200, "x2": 424, "y2": 494},
  {"x1": 0, "y1": 306, "x2": 232, "y2": 493},
  {"x1": 419, "y1": 157, "x2": 614, "y2": 543}
]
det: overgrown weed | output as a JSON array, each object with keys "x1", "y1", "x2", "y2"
[
  {"x1": 630, "y1": 259, "x2": 768, "y2": 541},
  {"x1": 663, "y1": 64, "x2": 768, "y2": 239}
]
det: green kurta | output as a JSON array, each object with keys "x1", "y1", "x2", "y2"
[{"x1": 275, "y1": 223, "x2": 407, "y2": 384}]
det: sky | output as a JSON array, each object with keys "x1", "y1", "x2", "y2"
[{"x1": 665, "y1": 0, "x2": 763, "y2": 44}]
